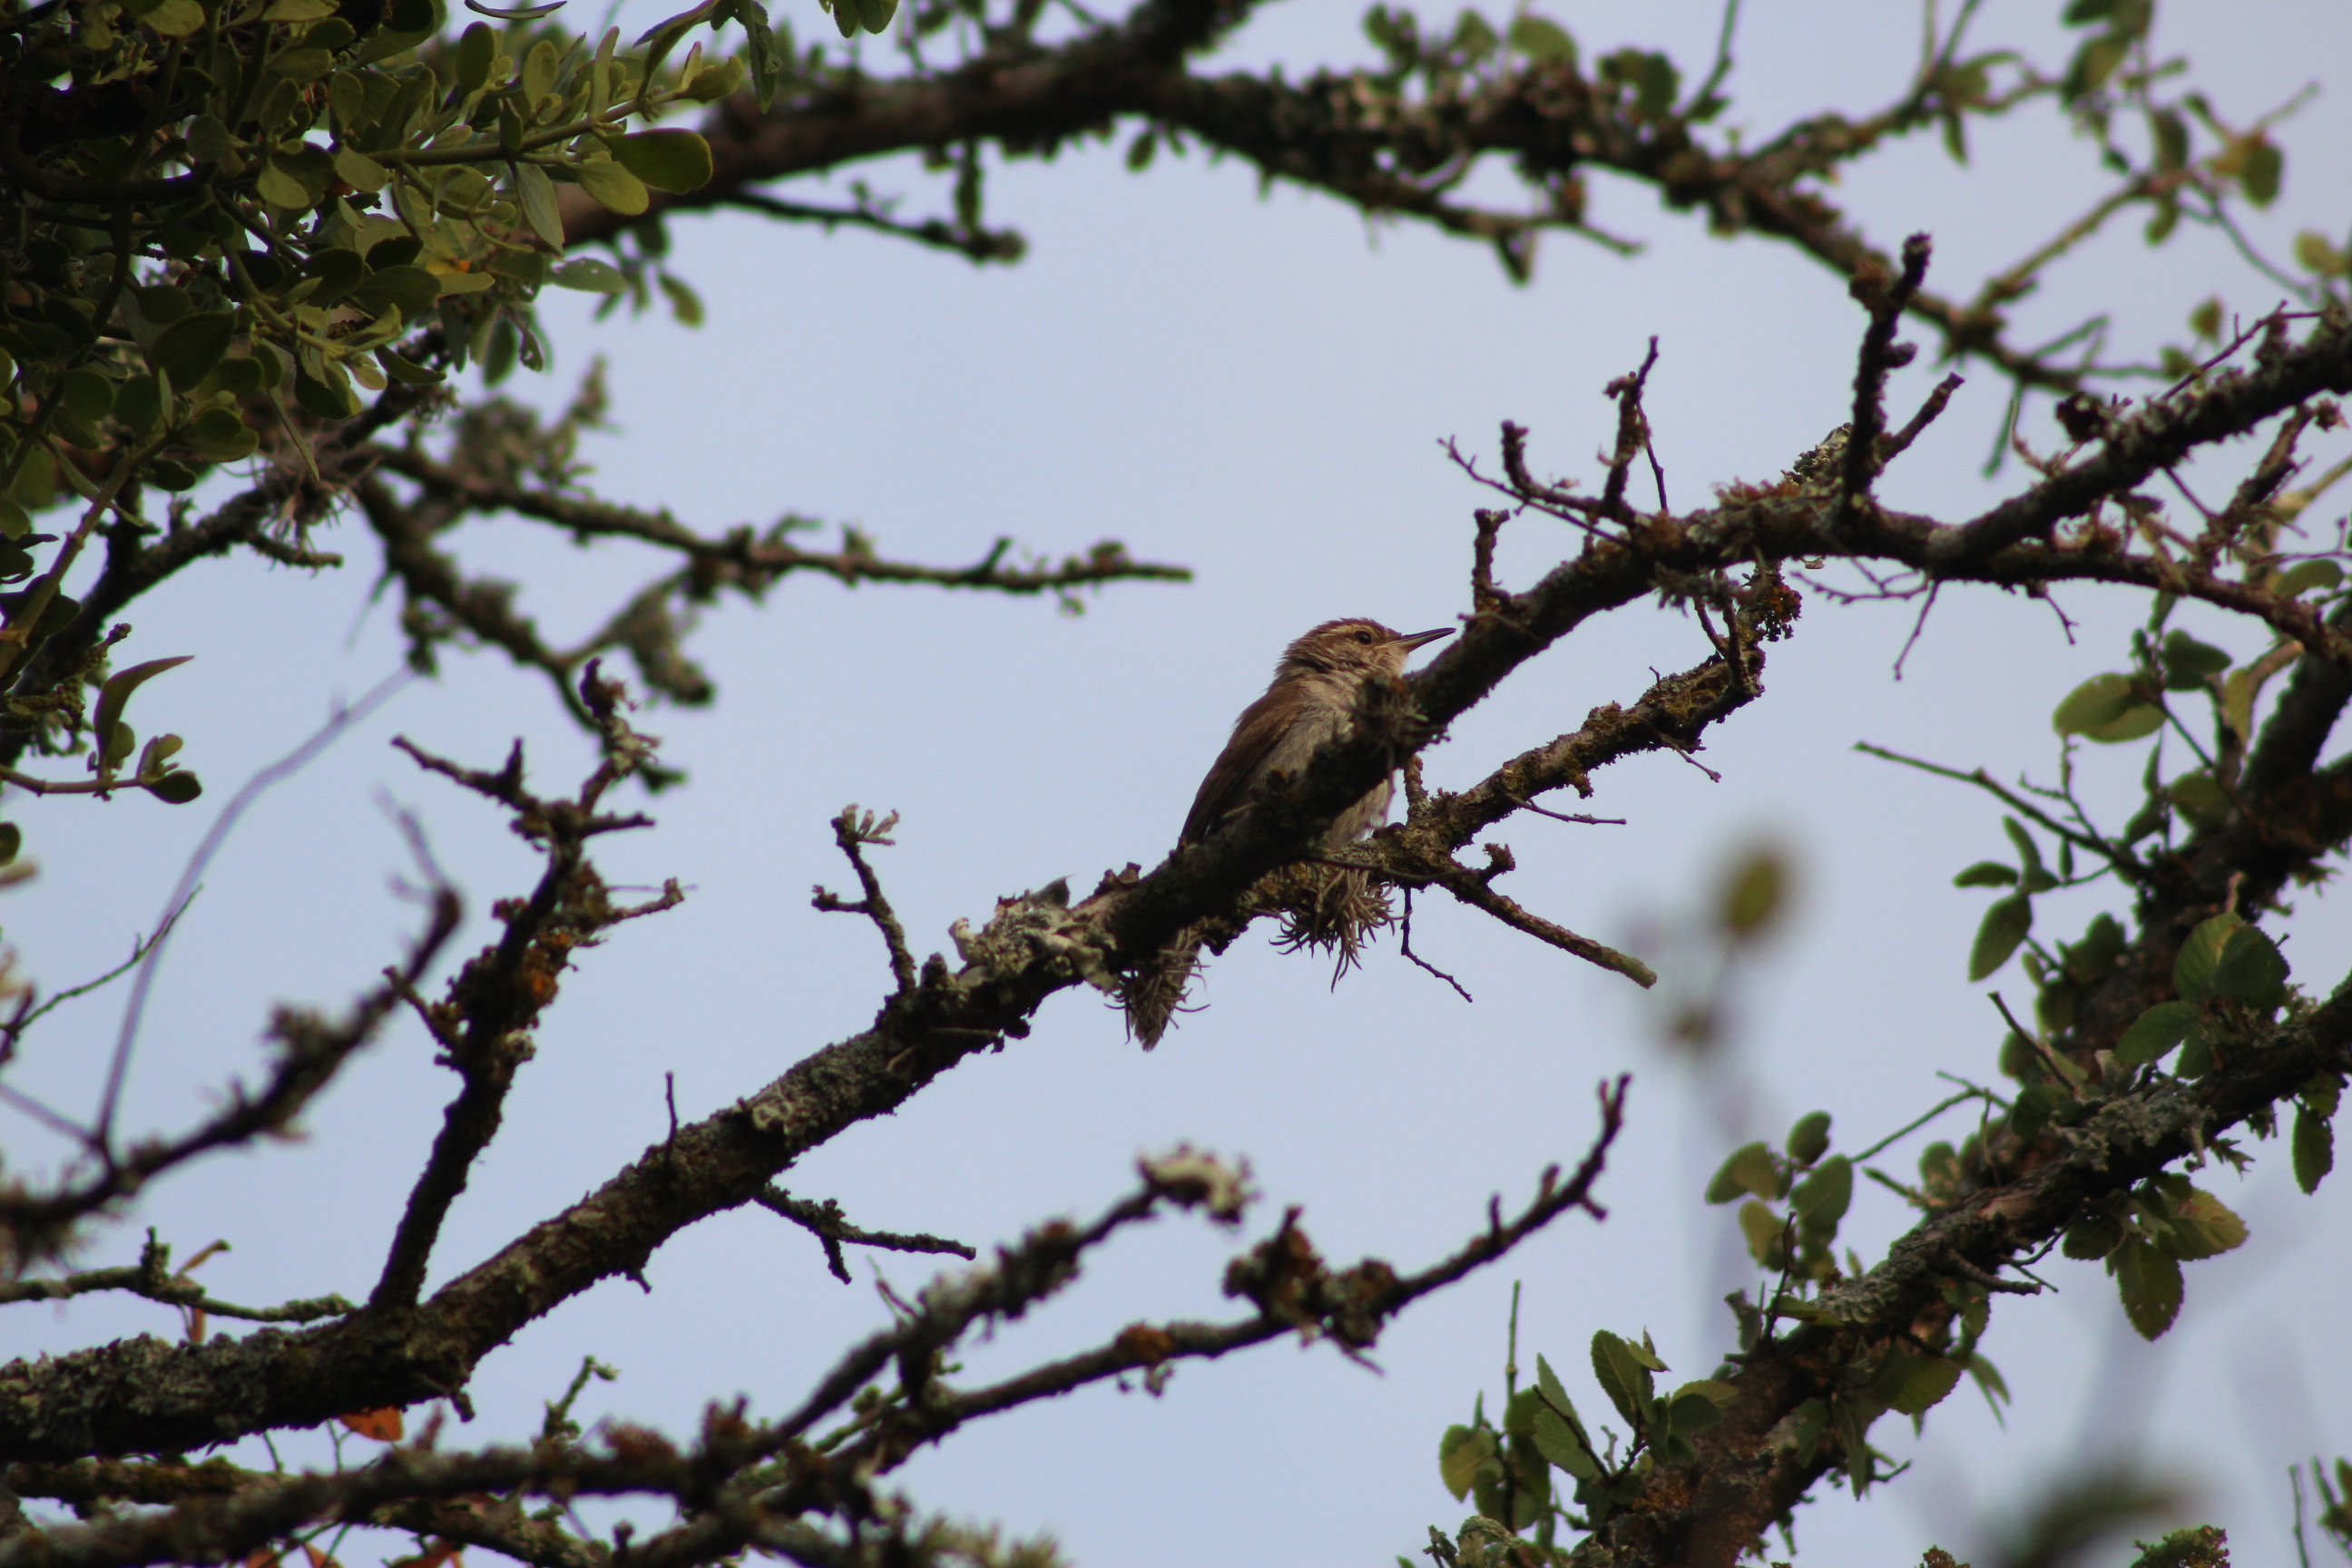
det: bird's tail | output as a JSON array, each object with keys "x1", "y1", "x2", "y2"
[{"x1": 1120, "y1": 928, "x2": 1204, "y2": 1049}]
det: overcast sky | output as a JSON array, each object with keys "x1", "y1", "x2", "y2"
[{"x1": 11, "y1": 4, "x2": 2352, "y2": 1565}]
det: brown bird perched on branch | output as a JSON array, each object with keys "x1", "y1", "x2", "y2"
[{"x1": 1125, "y1": 617, "x2": 1453, "y2": 1046}]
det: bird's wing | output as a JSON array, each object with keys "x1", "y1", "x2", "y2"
[{"x1": 1179, "y1": 690, "x2": 1333, "y2": 846}]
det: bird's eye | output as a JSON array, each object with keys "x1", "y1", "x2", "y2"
[{"x1": 1354, "y1": 629, "x2": 1375, "y2": 645}]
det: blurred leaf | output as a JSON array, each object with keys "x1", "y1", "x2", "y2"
[
  {"x1": 1530, "y1": 1405, "x2": 1597, "y2": 1480},
  {"x1": 2293, "y1": 1103, "x2": 2334, "y2": 1193},
  {"x1": 1507, "y1": 13, "x2": 1574, "y2": 64},
  {"x1": 2275, "y1": 559, "x2": 2343, "y2": 596},
  {"x1": 349, "y1": 267, "x2": 442, "y2": 319},
  {"x1": 2161, "y1": 1186, "x2": 2247, "y2": 1260},
  {"x1": 1705, "y1": 1141, "x2": 1780, "y2": 1204},
  {"x1": 2112, "y1": 1237, "x2": 2182, "y2": 1339},
  {"x1": 578, "y1": 158, "x2": 651, "y2": 216},
  {"x1": 2171, "y1": 912, "x2": 2242, "y2": 1003},
  {"x1": 143, "y1": 771, "x2": 203, "y2": 804},
  {"x1": 1969, "y1": 894, "x2": 2033, "y2": 981},
  {"x1": 2210, "y1": 924, "x2": 2288, "y2": 1006},
  {"x1": 2166, "y1": 769, "x2": 2230, "y2": 831},
  {"x1": 1874, "y1": 1350, "x2": 1963, "y2": 1416},
  {"x1": 1438, "y1": 1423, "x2": 1493, "y2": 1501},
  {"x1": 1785, "y1": 1111, "x2": 1831, "y2": 1166},
  {"x1": 2240, "y1": 137, "x2": 2282, "y2": 206},
  {"x1": 2113, "y1": 1000, "x2": 2195, "y2": 1068},
  {"x1": 1792, "y1": 1155, "x2": 1852, "y2": 1236},
  {"x1": 2063, "y1": 1209, "x2": 2122, "y2": 1259},
  {"x1": 2297, "y1": 230, "x2": 2348, "y2": 277},
  {"x1": 1720, "y1": 847, "x2": 1784, "y2": 938},
  {"x1": 2052, "y1": 672, "x2": 2163, "y2": 740},
  {"x1": 612, "y1": 130, "x2": 713, "y2": 193},
  {"x1": 2159, "y1": 630, "x2": 2230, "y2": 690},
  {"x1": 1737, "y1": 1200, "x2": 1785, "y2": 1269},
  {"x1": 1954, "y1": 860, "x2": 2017, "y2": 887}
]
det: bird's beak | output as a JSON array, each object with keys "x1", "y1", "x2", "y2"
[{"x1": 1395, "y1": 627, "x2": 1454, "y2": 652}]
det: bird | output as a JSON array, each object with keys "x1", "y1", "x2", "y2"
[
  {"x1": 1125, "y1": 617, "x2": 1453, "y2": 1046},
  {"x1": 1179, "y1": 618, "x2": 1455, "y2": 850}
]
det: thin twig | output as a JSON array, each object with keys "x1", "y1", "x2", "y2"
[
  {"x1": 1398, "y1": 888, "x2": 1473, "y2": 1003},
  {"x1": 752, "y1": 1186, "x2": 976, "y2": 1286},
  {"x1": 98, "y1": 669, "x2": 414, "y2": 1149}
]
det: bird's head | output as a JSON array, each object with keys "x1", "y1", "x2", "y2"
[{"x1": 1276, "y1": 618, "x2": 1453, "y2": 681}]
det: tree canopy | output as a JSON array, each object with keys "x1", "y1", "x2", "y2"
[{"x1": 3, "y1": 0, "x2": 2351, "y2": 1564}]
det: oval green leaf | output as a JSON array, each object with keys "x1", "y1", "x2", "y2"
[
  {"x1": 610, "y1": 130, "x2": 712, "y2": 193},
  {"x1": 1968, "y1": 892, "x2": 2032, "y2": 981},
  {"x1": 576, "y1": 157, "x2": 650, "y2": 216}
]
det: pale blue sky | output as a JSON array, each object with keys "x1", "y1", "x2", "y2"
[{"x1": 10, "y1": 4, "x2": 2352, "y2": 1564}]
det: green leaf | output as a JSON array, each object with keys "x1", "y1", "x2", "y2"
[
  {"x1": 1437, "y1": 1424, "x2": 1493, "y2": 1502},
  {"x1": 1507, "y1": 13, "x2": 1575, "y2": 64},
  {"x1": 257, "y1": 160, "x2": 315, "y2": 210},
  {"x1": 58, "y1": 368, "x2": 115, "y2": 436},
  {"x1": 656, "y1": 271, "x2": 703, "y2": 327},
  {"x1": 732, "y1": 0, "x2": 778, "y2": 109},
  {"x1": 2167, "y1": 769, "x2": 2230, "y2": 831},
  {"x1": 1719, "y1": 847, "x2": 1783, "y2": 937},
  {"x1": 1588, "y1": 1331, "x2": 1651, "y2": 1430},
  {"x1": 113, "y1": 375, "x2": 163, "y2": 439},
  {"x1": 1953, "y1": 861, "x2": 2017, "y2": 887},
  {"x1": 1705, "y1": 1141, "x2": 1780, "y2": 1204},
  {"x1": 2293, "y1": 1103, "x2": 2334, "y2": 1194},
  {"x1": 2159, "y1": 630, "x2": 2231, "y2": 690},
  {"x1": 1531, "y1": 1404, "x2": 1597, "y2": 1478},
  {"x1": 1792, "y1": 1156, "x2": 1852, "y2": 1236},
  {"x1": 2274, "y1": 559, "x2": 2344, "y2": 596},
  {"x1": 349, "y1": 266, "x2": 444, "y2": 319},
  {"x1": 2112, "y1": 1000, "x2": 2195, "y2": 1067},
  {"x1": 149, "y1": 309, "x2": 233, "y2": 387},
  {"x1": 521, "y1": 35, "x2": 560, "y2": 103},
  {"x1": 2172, "y1": 912, "x2": 2242, "y2": 1003},
  {"x1": 1785, "y1": 1111, "x2": 1831, "y2": 1167},
  {"x1": 1876, "y1": 1351, "x2": 1964, "y2": 1417},
  {"x1": 577, "y1": 158, "x2": 650, "y2": 216},
  {"x1": 142, "y1": 0, "x2": 206, "y2": 34},
  {"x1": 611, "y1": 130, "x2": 713, "y2": 193},
  {"x1": 2294, "y1": 230, "x2": 2347, "y2": 277},
  {"x1": 93, "y1": 656, "x2": 192, "y2": 769},
  {"x1": 266, "y1": 45, "x2": 335, "y2": 83},
  {"x1": 453, "y1": 21, "x2": 498, "y2": 92},
  {"x1": 2051, "y1": 671, "x2": 2163, "y2": 741},
  {"x1": 1968, "y1": 893, "x2": 2033, "y2": 981},
  {"x1": 551, "y1": 259, "x2": 629, "y2": 293},
  {"x1": 334, "y1": 146, "x2": 391, "y2": 192},
  {"x1": 1529, "y1": 1353, "x2": 1569, "y2": 1415},
  {"x1": 0, "y1": 822, "x2": 19, "y2": 866},
  {"x1": 185, "y1": 407, "x2": 260, "y2": 463},
  {"x1": 143, "y1": 771, "x2": 203, "y2": 804},
  {"x1": 2210, "y1": 925, "x2": 2288, "y2": 1006},
  {"x1": 1736, "y1": 1200, "x2": 1784, "y2": 1269},
  {"x1": 2240, "y1": 137, "x2": 2282, "y2": 206},
  {"x1": 515, "y1": 163, "x2": 564, "y2": 249},
  {"x1": 375, "y1": 347, "x2": 445, "y2": 386},
  {"x1": 2112, "y1": 1236, "x2": 2183, "y2": 1339},
  {"x1": 2161, "y1": 1185, "x2": 2248, "y2": 1260},
  {"x1": 853, "y1": 0, "x2": 895, "y2": 30}
]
